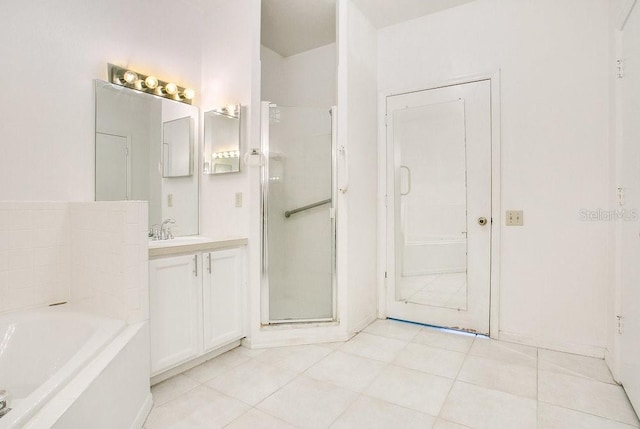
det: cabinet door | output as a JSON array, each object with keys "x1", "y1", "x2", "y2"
[
  {"x1": 202, "y1": 248, "x2": 244, "y2": 352},
  {"x1": 149, "y1": 254, "x2": 201, "y2": 374}
]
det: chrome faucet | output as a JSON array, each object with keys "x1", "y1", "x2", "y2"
[
  {"x1": 0, "y1": 390, "x2": 10, "y2": 418},
  {"x1": 161, "y1": 218, "x2": 175, "y2": 240}
]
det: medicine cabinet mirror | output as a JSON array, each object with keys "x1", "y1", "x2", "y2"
[
  {"x1": 94, "y1": 80, "x2": 200, "y2": 236},
  {"x1": 203, "y1": 107, "x2": 241, "y2": 175}
]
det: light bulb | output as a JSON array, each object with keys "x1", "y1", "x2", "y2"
[
  {"x1": 226, "y1": 104, "x2": 236, "y2": 116},
  {"x1": 123, "y1": 70, "x2": 138, "y2": 84},
  {"x1": 145, "y1": 76, "x2": 158, "y2": 89},
  {"x1": 183, "y1": 88, "x2": 195, "y2": 100},
  {"x1": 165, "y1": 82, "x2": 178, "y2": 95}
]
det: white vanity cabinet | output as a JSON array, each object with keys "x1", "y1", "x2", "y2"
[
  {"x1": 149, "y1": 243, "x2": 245, "y2": 377},
  {"x1": 149, "y1": 254, "x2": 201, "y2": 374},
  {"x1": 202, "y1": 248, "x2": 244, "y2": 352}
]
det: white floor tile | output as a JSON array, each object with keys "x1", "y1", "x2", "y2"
[
  {"x1": 225, "y1": 408, "x2": 297, "y2": 429},
  {"x1": 206, "y1": 359, "x2": 298, "y2": 406},
  {"x1": 539, "y1": 348, "x2": 616, "y2": 384},
  {"x1": 256, "y1": 344, "x2": 333, "y2": 373},
  {"x1": 539, "y1": 370, "x2": 640, "y2": 426},
  {"x1": 393, "y1": 342, "x2": 466, "y2": 379},
  {"x1": 365, "y1": 365, "x2": 453, "y2": 416},
  {"x1": 538, "y1": 402, "x2": 639, "y2": 429},
  {"x1": 457, "y1": 354, "x2": 537, "y2": 398},
  {"x1": 330, "y1": 395, "x2": 436, "y2": 429},
  {"x1": 412, "y1": 327, "x2": 475, "y2": 353},
  {"x1": 339, "y1": 332, "x2": 407, "y2": 362},
  {"x1": 150, "y1": 374, "x2": 199, "y2": 407},
  {"x1": 433, "y1": 419, "x2": 472, "y2": 429},
  {"x1": 183, "y1": 348, "x2": 252, "y2": 383},
  {"x1": 363, "y1": 319, "x2": 422, "y2": 341},
  {"x1": 145, "y1": 385, "x2": 249, "y2": 429},
  {"x1": 439, "y1": 381, "x2": 537, "y2": 429},
  {"x1": 469, "y1": 337, "x2": 537, "y2": 368},
  {"x1": 305, "y1": 350, "x2": 386, "y2": 392},
  {"x1": 257, "y1": 375, "x2": 359, "y2": 429}
]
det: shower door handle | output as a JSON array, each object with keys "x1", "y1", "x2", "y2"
[{"x1": 400, "y1": 166, "x2": 412, "y2": 196}]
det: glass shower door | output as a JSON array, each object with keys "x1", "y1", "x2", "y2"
[{"x1": 262, "y1": 103, "x2": 336, "y2": 322}]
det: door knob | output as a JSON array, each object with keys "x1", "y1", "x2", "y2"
[{"x1": 478, "y1": 217, "x2": 488, "y2": 226}]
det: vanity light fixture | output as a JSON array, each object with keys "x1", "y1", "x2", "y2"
[
  {"x1": 108, "y1": 63, "x2": 195, "y2": 105},
  {"x1": 211, "y1": 150, "x2": 240, "y2": 159},
  {"x1": 215, "y1": 104, "x2": 240, "y2": 118}
]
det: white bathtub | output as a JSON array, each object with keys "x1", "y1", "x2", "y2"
[{"x1": 0, "y1": 305, "x2": 151, "y2": 429}]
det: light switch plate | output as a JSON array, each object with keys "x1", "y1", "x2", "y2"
[{"x1": 506, "y1": 210, "x2": 524, "y2": 226}]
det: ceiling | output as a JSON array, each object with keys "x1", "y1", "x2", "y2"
[
  {"x1": 351, "y1": 0, "x2": 476, "y2": 29},
  {"x1": 261, "y1": 0, "x2": 476, "y2": 58},
  {"x1": 261, "y1": 0, "x2": 336, "y2": 57}
]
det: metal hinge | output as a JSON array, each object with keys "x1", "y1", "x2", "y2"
[
  {"x1": 384, "y1": 271, "x2": 388, "y2": 279},
  {"x1": 617, "y1": 315, "x2": 624, "y2": 334},
  {"x1": 384, "y1": 114, "x2": 388, "y2": 126},
  {"x1": 617, "y1": 59, "x2": 624, "y2": 78}
]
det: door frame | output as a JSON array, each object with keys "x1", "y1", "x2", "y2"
[{"x1": 377, "y1": 71, "x2": 502, "y2": 338}]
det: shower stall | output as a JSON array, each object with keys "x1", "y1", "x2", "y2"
[{"x1": 261, "y1": 102, "x2": 337, "y2": 323}]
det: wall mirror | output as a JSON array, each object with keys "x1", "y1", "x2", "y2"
[
  {"x1": 94, "y1": 80, "x2": 199, "y2": 236},
  {"x1": 203, "y1": 106, "x2": 241, "y2": 175},
  {"x1": 162, "y1": 116, "x2": 193, "y2": 178}
]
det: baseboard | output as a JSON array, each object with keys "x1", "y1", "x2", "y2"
[
  {"x1": 131, "y1": 393, "x2": 153, "y2": 429},
  {"x1": 605, "y1": 348, "x2": 621, "y2": 383},
  {"x1": 498, "y1": 331, "x2": 605, "y2": 358},
  {"x1": 150, "y1": 340, "x2": 241, "y2": 385},
  {"x1": 350, "y1": 312, "x2": 378, "y2": 334}
]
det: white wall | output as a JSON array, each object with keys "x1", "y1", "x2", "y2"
[
  {"x1": 0, "y1": 0, "x2": 203, "y2": 202},
  {"x1": 378, "y1": 0, "x2": 611, "y2": 355},
  {"x1": 610, "y1": 0, "x2": 640, "y2": 411},
  {"x1": 199, "y1": 0, "x2": 254, "y2": 240},
  {"x1": 339, "y1": 0, "x2": 379, "y2": 333},
  {"x1": 261, "y1": 44, "x2": 337, "y2": 107}
]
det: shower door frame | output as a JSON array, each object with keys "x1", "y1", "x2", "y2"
[
  {"x1": 260, "y1": 101, "x2": 339, "y2": 325},
  {"x1": 378, "y1": 71, "x2": 502, "y2": 338}
]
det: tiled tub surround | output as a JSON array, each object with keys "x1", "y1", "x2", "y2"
[
  {"x1": 0, "y1": 201, "x2": 151, "y2": 428},
  {"x1": 0, "y1": 201, "x2": 148, "y2": 323},
  {"x1": 0, "y1": 202, "x2": 70, "y2": 313},
  {"x1": 146, "y1": 319, "x2": 640, "y2": 429},
  {"x1": 70, "y1": 201, "x2": 149, "y2": 323}
]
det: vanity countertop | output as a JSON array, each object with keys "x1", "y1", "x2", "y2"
[{"x1": 148, "y1": 236, "x2": 248, "y2": 258}]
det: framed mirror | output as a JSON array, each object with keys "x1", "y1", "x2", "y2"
[
  {"x1": 203, "y1": 106, "x2": 241, "y2": 175},
  {"x1": 94, "y1": 80, "x2": 200, "y2": 236}
]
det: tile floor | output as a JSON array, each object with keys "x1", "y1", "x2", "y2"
[
  {"x1": 399, "y1": 273, "x2": 468, "y2": 310},
  {"x1": 145, "y1": 319, "x2": 640, "y2": 429}
]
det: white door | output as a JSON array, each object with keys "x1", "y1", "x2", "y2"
[
  {"x1": 149, "y1": 254, "x2": 201, "y2": 374},
  {"x1": 619, "y1": 2, "x2": 640, "y2": 413},
  {"x1": 386, "y1": 80, "x2": 492, "y2": 334},
  {"x1": 203, "y1": 248, "x2": 244, "y2": 352},
  {"x1": 95, "y1": 132, "x2": 129, "y2": 200}
]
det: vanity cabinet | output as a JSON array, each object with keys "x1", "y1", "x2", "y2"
[
  {"x1": 202, "y1": 248, "x2": 244, "y2": 352},
  {"x1": 149, "y1": 247, "x2": 244, "y2": 376}
]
